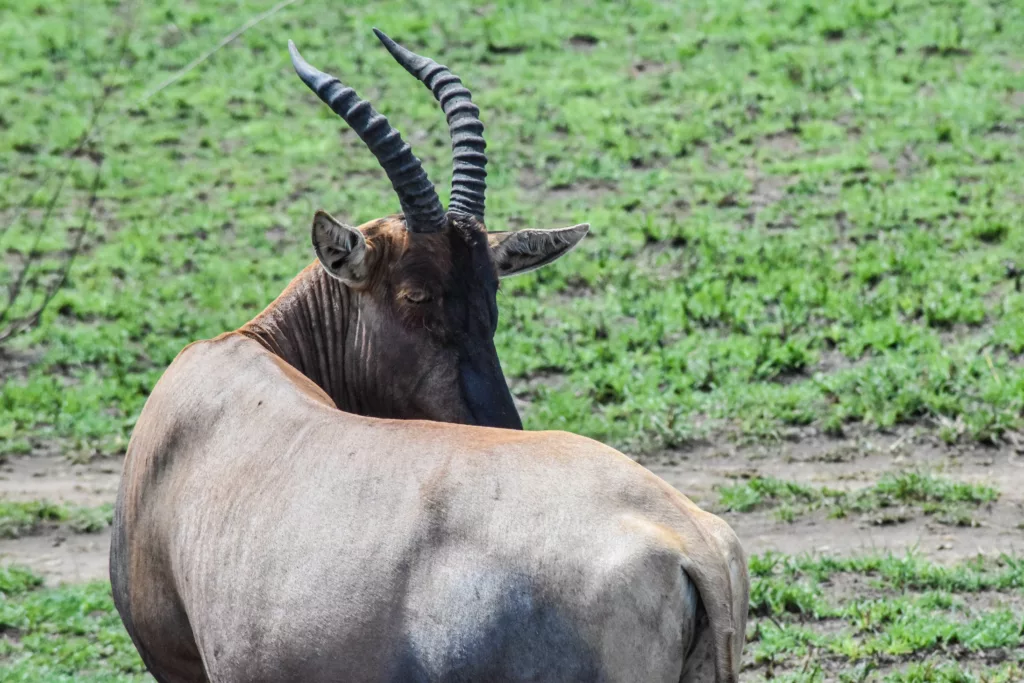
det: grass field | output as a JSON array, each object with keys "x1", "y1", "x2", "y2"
[{"x1": 1, "y1": 0, "x2": 1022, "y2": 679}]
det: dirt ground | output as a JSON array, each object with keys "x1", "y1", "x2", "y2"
[
  {"x1": 0, "y1": 453, "x2": 119, "y2": 585},
  {"x1": 648, "y1": 431, "x2": 1024, "y2": 565},
  {"x1": 1, "y1": 431, "x2": 1022, "y2": 586}
]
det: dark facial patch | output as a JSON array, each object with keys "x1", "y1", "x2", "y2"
[
  {"x1": 445, "y1": 220, "x2": 520, "y2": 429},
  {"x1": 445, "y1": 220, "x2": 500, "y2": 341}
]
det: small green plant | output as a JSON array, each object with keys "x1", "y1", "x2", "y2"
[
  {"x1": 716, "y1": 477, "x2": 821, "y2": 513},
  {"x1": 0, "y1": 565, "x2": 44, "y2": 596},
  {"x1": 0, "y1": 501, "x2": 66, "y2": 538},
  {"x1": 0, "y1": 501, "x2": 114, "y2": 538},
  {"x1": 717, "y1": 473, "x2": 999, "y2": 526},
  {"x1": 846, "y1": 473, "x2": 999, "y2": 523},
  {"x1": 66, "y1": 503, "x2": 116, "y2": 534}
]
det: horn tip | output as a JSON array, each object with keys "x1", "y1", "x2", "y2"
[
  {"x1": 372, "y1": 27, "x2": 399, "y2": 53},
  {"x1": 287, "y1": 39, "x2": 303, "y2": 64}
]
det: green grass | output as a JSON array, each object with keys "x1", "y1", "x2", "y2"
[
  {"x1": 0, "y1": 502, "x2": 114, "y2": 539},
  {"x1": 717, "y1": 472, "x2": 999, "y2": 524},
  {"x1": 2, "y1": 0, "x2": 1023, "y2": 457},
  {"x1": 717, "y1": 476, "x2": 822, "y2": 513},
  {"x1": 0, "y1": 566, "x2": 43, "y2": 596},
  {"x1": 747, "y1": 552, "x2": 1024, "y2": 681},
  {"x1": 0, "y1": 567, "x2": 146, "y2": 683}
]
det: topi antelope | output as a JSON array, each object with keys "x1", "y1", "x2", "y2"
[{"x1": 110, "y1": 29, "x2": 748, "y2": 683}]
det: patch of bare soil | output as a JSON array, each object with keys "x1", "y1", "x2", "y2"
[
  {"x1": 648, "y1": 432, "x2": 1024, "y2": 564},
  {"x1": 517, "y1": 169, "x2": 618, "y2": 201},
  {"x1": 759, "y1": 131, "x2": 802, "y2": 157},
  {"x1": 745, "y1": 167, "x2": 794, "y2": 209},
  {"x1": 628, "y1": 60, "x2": 670, "y2": 79},
  {"x1": 0, "y1": 347, "x2": 42, "y2": 385},
  {"x1": 0, "y1": 530, "x2": 112, "y2": 585},
  {"x1": 0, "y1": 454, "x2": 121, "y2": 505},
  {"x1": 0, "y1": 454, "x2": 121, "y2": 585}
]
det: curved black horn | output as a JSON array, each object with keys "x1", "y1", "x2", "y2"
[
  {"x1": 373, "y1": 29, "x2": 487, "y2": 222},
  {"x1": 288, "y1": 40, "x2": 446, "y2": 233}
]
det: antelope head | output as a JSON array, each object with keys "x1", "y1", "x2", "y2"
[{"x1": 243, "y1": 30, "x2": 588, "y2": 429}]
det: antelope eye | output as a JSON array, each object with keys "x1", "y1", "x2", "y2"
[{"x1": 403, "y1": 290, "x2": 433, "y2": 304}]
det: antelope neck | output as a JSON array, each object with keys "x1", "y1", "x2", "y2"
[{"x1": 239, "y1": 265, "x2": 379, "y2": 415}]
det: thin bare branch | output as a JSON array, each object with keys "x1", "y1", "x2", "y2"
[
  {"x1": 1, "y1": 0, "x2": 304, "y2": 344},
  {"x1": 0, "y1": 86, "x2": 116, "y2": 328},
  {"x1": 0, "y1": 6, "x2": 130, "y2": 243},
  {"x1": 0, "y1": 2, "x2": 135, "y2": 341},
  {"x1": 138, "y1": 0, "x2": 301, "y2": 104},
  {"x1": 0, "y1": 164, "x2": 104, "y2": 344}
]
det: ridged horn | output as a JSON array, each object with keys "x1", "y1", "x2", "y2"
[
  {"x1": 288, "y1": 40, "x2": 446, "y2": 233},
  {"x1": 373, "y1": 28, "x2": 487, "y2": 222}
]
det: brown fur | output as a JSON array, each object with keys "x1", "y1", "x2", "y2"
[
  {"x1": 235, "y1": 215, "x2": 485, "y2": 424},
  {"x1": 110, "y1": 212, "x2": 748, "y2": 682},
  {"x1": 113, "y1": 335, "x2": 748, "y2": 683}
]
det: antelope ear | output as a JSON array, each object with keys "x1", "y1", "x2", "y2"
[
  {"x1": 487, "y1": 224, "x2": 589, "y2": 278},
  {"x1": 312, "y1": 210, "x2": 368, "y2": 284}
]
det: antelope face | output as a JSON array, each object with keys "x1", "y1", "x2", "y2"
[{"x1": 312, "y1": 211, "x2": 587, "y2": 429}]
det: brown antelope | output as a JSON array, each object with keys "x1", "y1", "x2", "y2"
[{"x1": 110, "y1": 29, "x2": 748, "y2": 683}]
